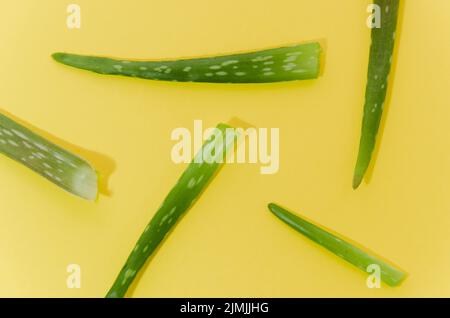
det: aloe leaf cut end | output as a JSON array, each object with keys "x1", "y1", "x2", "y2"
[{"x1": 0, "y1": 113, "x2": 98, "y2": 200}]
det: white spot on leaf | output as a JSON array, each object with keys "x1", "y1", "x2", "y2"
[
  {"x1": 187, "y1": 177, "x2": 196, "y2": 189},
  {"x1": 286, "y1": 51, "x2": 303, "y2": 56},
  {"x1": 196, "y1": 175, "x2": 205, "y2": 184},
  {"x1": 113, "y1": 65, "x2": 123, "y2": 71},
  {"x1": 12, "y1": 129, "x2": 29, "y2": 141},
  {"x1": 222, "y1": 60, "x2": 238, "y2": 66},
  {"x1": 284, "y1": 56, "x2": 297, "y2": 63},
  {"x1": 8, "y1": 140, "x2": 19, "y2": 147}
]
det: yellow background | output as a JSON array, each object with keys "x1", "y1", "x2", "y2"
[{"x1": 0, "y1": 0, "x2": 449, "y2": 297}]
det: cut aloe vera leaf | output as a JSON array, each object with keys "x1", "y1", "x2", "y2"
[
  {"x1": 268, "y1": 203, "x2": 406, "y2": 287},
  {"x1": 0, "y1": 113, "x2": 98, "y2": 200},
  {"x1": 106, "y1": 123, "x2": 238, "y2": 298},
  {"x1": 353, "y1": 0, "x2": 400, "y2": 189},
  {"x1": 52, "y1": 42, "x2": 321, "y2": 83}
]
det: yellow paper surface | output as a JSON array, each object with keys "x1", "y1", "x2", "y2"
[{"x1": 0, "y1": 0, "x2": 449, "y2": 297}]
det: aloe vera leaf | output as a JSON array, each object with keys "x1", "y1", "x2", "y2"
[
  {"x1": 52, "y1": 42, "x2": 321, "y2": 83},
  {"x1": 353, "y1": 0, "x2": 400, "y2": 189},
  {"x1": 268, "y1": 203, "x2": 406, "y2": 287},
  {"x1": 0, "y1": 113, "x2": 97, "y2": 200},
  {"x1": 106, "y1": 124, "x2": 237, "y2": 298}
]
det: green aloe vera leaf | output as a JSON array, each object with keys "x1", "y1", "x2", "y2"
[
  {"x1": 268, "y1": 203, "x2": 406, "y2": 287},
  {"x1": 52, "y1": 42, "x2": 321, "y2": 83},
  {"x1": 106, "y1": 123, "x2": 238, "y2": 298},
  {"x1": 0, "y1": 113, "x2": 97, "y2": 200},
  {"x1": 353, "y1": 0, "x2": 400, "y2": 189}
]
